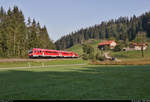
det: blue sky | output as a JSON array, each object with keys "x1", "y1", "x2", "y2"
[{"x1": 1, "y1": 0, "x2": 150, "y2": 42}]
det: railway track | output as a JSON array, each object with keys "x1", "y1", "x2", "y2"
[{"x1": 0, "y1": 57, "x2": 79, "y2": 62}]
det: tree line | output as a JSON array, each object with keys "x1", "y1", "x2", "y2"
[
  {"x1": 55, "y1": 11, "x2": 150, "y2": 50},
  {"x1": 0, "y1": 6, "x2": 55, "y2": 57}
]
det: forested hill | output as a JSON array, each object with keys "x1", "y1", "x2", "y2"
[
  {"x1": 0, "y1": 6, "x2": 55, "y2": 57},
  {"x1": 55, "y1": 11, "x2": 150, "y2": 50}
]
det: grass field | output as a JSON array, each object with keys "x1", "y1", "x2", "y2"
[
  {"x1": 0, "y1": 59, "x2": 87, "y2": 68},
  {"x1": 0, "y1": 39, "x2": 150, "y2": 100},
  {"x1": 0, "y1": 64, "x2": 150, "y2": 100},
  {"x1": 111, "y1": 45, "x2": 150, "y2": 59}
]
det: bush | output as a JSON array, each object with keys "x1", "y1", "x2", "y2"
[
  {"x1": 82, "y1": 44, "x2": 95, "y2": 60},
  {"x1": 114, "y1": 45, "x2": 122, "y2": 52},
  {"x1": 96, "y1": 52, "x2": 105, "y2": 61},
  {"x1": 98, "y1": 56, "x2": 105, "y2": 61},
  {"x1": 96, "y1": 52, "x2": 101, "y2": 60},
  {"x1": 82, "y1": 44, "x2": 94, "y2": 54},
  {"x1": 82, "y1": 53, "x2": 89, "y2": 60},
  {"x1": 114, "y1": 40, "x2": 125, "y2": 52},
  {"x1": 89, "y1": 53, "x2": 95, "y2": 60},
  {"x1": 104, "y1": 45, "x2": 110, "y2": 51}
]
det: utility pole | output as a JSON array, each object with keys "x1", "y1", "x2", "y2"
[
  {"x1": 14, "y1": 34, "x2": 15, "y2": 56},
  {"x1": 136, "y1": 31, "x2": 146, "y2": 58},
  {"x1": 141, "y1": 32, "x2": 145, "y2": 58}
]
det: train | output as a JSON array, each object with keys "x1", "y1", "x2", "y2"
[{"x1": 28, "y1": 48, "x2": 78, "y2": 58}]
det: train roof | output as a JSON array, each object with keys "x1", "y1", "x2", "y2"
[{"x1": 32, "y1": 48, "x2": 74, "y2": 53}]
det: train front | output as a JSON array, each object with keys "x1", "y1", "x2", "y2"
[{"x1": 28, "y1": 49, "x2": 33, "y2": 58}]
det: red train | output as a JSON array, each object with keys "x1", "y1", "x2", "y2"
[{"x1": 28, "y1": 48, "x2": 78, "y2": 58}]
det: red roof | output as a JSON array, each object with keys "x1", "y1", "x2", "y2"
[
  {"x1": 98, "y1": 40, "x2": 116, "y2": 46},
  {"x1": 130, "y1": 43, "x2": 147, "y2": 46}
]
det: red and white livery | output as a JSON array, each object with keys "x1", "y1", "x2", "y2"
[{"x1": 28, "y1": 48, "x2": 78, "y2": 58}]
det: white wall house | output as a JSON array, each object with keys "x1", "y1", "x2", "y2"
[
  {"x1": 98, "y1": 40, "x2": 117, "y2": 50},
  {"x1": 109, "y1": 41, "x2": 117, "y2": 49},
  {"x1": 130, "y1": 43, "x2": 148, "y2": 51},
  {"x1": 134, "y1": 45, "x2": 147, "y2": 50}
]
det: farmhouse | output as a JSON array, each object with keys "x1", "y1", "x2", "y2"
[
  {"x1": 98, "y1": 40, "x2": 117, "y2": 50},
  {"x1": 129, "y1": 43, "x2": 148, "y2": 50}
]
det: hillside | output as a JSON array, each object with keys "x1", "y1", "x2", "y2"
[
  {"x1": 67, "y1": 39, "x2": 150, "y2": 60},
  {"x1": 111, "y1": 45, "x2": 150, "y2": 60},
  {"x1": 67, "y1": 39, "x2": 101, "y2": 56},
  {"x1": 55, "y1": 11, "x2": 150, "y2": 50}
]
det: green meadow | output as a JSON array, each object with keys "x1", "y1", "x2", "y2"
[
  {"x1": 0, "y1": 64, "x2": 150, "y2": 100},
  {"x1": 0, "y1": 59, "x2": 87, "y2": 68}
]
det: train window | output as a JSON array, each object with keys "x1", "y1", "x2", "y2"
[
  {"x1": 64, "y1": 52, "x2": 71, "y2": 54},
  {"x1": 40, "y1": 51, "x2": 41, "y2": 53},
  {"x1": 29, "y1": 50, "x2": 33, "y2": 54},
  {"x1": 47, "y1": 51, "x2": 57, "y2": 53},
  {"x1": 51, "y1": 52, "x2": 58, "y2": 53},
  {"x1": 34, "y1": 51, "x2": 36, "y2": 53}
]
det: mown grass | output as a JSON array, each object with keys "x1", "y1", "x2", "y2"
[
  {"x1": 111, "y1": 45, "x2": 150, "y2": 59},
  {"x1": 0, "y1": 59, "x2": 87, "y2": 68},
  {"x1": 0, "y1": 65, "x2": 150, "y2": 100}
]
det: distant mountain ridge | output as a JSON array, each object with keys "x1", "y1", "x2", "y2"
[{"x1": 55, "y1": 11, "x2": 150, "y2": 50}]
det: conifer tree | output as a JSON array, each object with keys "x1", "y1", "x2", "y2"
[
  {"x1": 0, "y1": 6, "x2": 55, "y2": 57},
  {"x1": 55, "y1": 11, "x2": 150, "y2": 50}
]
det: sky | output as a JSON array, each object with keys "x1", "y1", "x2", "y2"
[{"x1": 1, "y1": 0, "x2": 150, "y2": 42}]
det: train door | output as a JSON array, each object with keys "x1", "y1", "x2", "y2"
[
  {"x1": 33, "y1": 49, "x2": 38, "y2": 58},
  {"x1": 39, "y1": 50, "x2": 42, "y2": 57},
  {"x1": 59, "y1": 52, "x2": 62, "y2": 57},
  {"x1": 36, "y1": 49, "x2": 40, "y2": 57},
  {"x1": 42, "y1": 50, "x2": 44, "y2": 57}
]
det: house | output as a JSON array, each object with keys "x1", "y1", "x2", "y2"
[
  {"x1": 129, "y1": 43, "x2": 148, "y2": 50},
  {"x1": 98, "y1": 40, "x2": 117, "y2": 50}
]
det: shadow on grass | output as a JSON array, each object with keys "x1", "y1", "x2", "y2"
[{"x1": 0, "y1": 65, "x2": 150, "y2": 100}]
